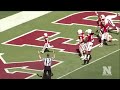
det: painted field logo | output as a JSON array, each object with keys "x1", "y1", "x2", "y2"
[
  {"x1": 2, "y1": 29, "x2": 100, "y2": 54},
  {"x1": 53, "y1": 11, "x2": 120, "y2": 28},
  {"x1": 102, "y1": 66, "x2": 112, "y2": 76}
]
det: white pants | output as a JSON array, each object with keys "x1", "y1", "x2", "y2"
[
  {"x1": 43, "y1": 43, "x2": 53, "y2": 49},
  {"x1": 101, "y1": 32, "x2": 109, "y2": 41},
  {"x1": 79, "y1": 43, "x2": 86, "y2": 52},
  {"x1": 86, "y1": 42, "x2": 93, "y2": 51}
]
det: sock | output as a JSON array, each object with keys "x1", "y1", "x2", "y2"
[{"x1": 84, "y1": 60, "x2": 86, "y2": 65}]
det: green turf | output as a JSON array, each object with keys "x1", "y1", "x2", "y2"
[
  {"x1": 88, "y1": 16, "x2": 98, "y2": 20},
  {"x1": 0, "y1": 11, "x2": 20, "y2": 19},
  {"x1": 0, "y1": 11, "x2": 119, "y2": 79},
  {"x1": 61, "y1": 50, "x2": 120, "y2": 79}
]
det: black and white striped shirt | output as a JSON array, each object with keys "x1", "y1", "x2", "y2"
[{"x1": 43, "y1": 58, "x2": 53, "y2": 66}]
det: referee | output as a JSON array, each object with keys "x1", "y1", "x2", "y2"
[{"x1": 38, "y1": 50, "x2": 55, "y2": 79}]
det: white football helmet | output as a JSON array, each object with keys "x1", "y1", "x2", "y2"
[
  {"x1": 44, "y1": 33, "x2": 48, "y2": 37},
  {"x1": 100, "y1": 14, "x2": 105, "y2": 20},
  {"x1": 77, "y1": 29, "x2": 82, "y2": 34},
  {"x1": 86, "y1": 29, "x2": 92, "y2": 34}
]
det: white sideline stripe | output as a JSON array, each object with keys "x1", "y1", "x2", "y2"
[
  {"x1": 57, "y1": 49, "x2": 120, "y2": 79},
  {"x1": 0, "y1": 11, "x2": 52, "y2": 32}
]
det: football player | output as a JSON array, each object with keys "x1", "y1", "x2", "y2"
[
  {"x1": 83, "y1": 29, "x2": 94, "y2": 64},
  {"x1": 41, "y1": 33, "x2": 53, "y2": 53},
  {"x1": 99, "y1": 21, "x2": 118, "y2": 47},
  {"x1": 99, "y1": 21, "x2": 110, "y2": 47},
  {"x1": 104, "y1": 13, "x2": 119, "y2": 33},
  {"x1": 95, "y1": 11, "x2": 103, "y2": 32},
  {"x1": 95, "y1": 11, "x2": 119, "y2": 33},
  {"x1": 77, "y1": 29, "x2": 86, "y2": 60}
]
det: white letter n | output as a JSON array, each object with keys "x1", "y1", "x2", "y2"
[{"x1": 102, "y1": 66, "x2": 112, "y2": 76}]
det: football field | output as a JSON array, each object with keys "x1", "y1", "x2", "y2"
[{"x1": 0, "y1": 11, "x2": 119, "y2": 79}]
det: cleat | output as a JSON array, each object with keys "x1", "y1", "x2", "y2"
[{"x1": 104, "y1": 42, "x2": 108, "y2": 45}]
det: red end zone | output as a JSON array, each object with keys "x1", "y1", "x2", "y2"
[
  {"x1": 53, "y1": 11, "x2": 120, "y2": 28},
  {"x1": 2, "y1": 30, "x2": 100, "y2": 54}
]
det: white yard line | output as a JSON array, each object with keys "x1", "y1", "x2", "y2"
[
  {"x1": 57, "y1": 49, "x2": 120, "y2": 79},
  {"x1": 0, "y1": 11, "x2": 52, "y2": 32}
]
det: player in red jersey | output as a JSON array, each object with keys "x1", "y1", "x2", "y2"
[
  {"x1": 41, "y1": 33, "x2": 53, "y2": 53},
  {"x1": 95, "y1": 11, "x2": 119, "y2": 33},
  {"x1": 99, "y1": 20, "x2": 110, "y2": 47},
  {"x1": 99, "y1": 20, "x2": 118, "y2": 47},
  {"x1": 104, "y1": 13, "x2": 119, "y2": 33},
  {"x1": 77, "y1": 29, "x2": 86, "y2": 60},
  {"x1": 95, "y1": 11, "x2": 104, "y2": 33},
  {"x1": 83, "y1": 29, "x2": 94, "y2": 64}
]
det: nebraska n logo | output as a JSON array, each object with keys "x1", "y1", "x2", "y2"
[{"x1": 102, "y1": 66, "x2": 112, "y2": 76}]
